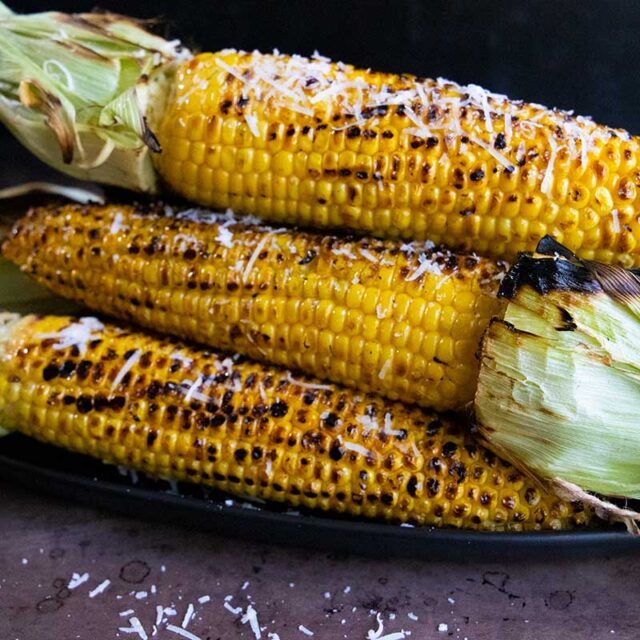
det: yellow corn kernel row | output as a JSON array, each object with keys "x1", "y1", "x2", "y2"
[
  {"x1": 2, "y1": 203, "x2": 506, "y2": 411},
  {"x1": 0, "y1": 312, "x2": 591, "y2": 530},
  {"x1": 154, "y1": 50, "x2": 640, "y2": 267}
]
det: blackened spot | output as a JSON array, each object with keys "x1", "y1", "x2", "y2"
[
  {"x1": 347, "y1": 126, "x2": 361, "y2": 138},
  {"x1": 303, "y1": 393, "x2": 315, "y2": 405},
  {"x1": 211, "y1": 414, "x2": 225, "y2": 427},
  {"x1": 494, "y1": 132, "x2": 507, "y2": 150},
  {"x1": 298, "y1": 250, "x2": 317, "y2": 265},
  {"x1": 147, "y1": 431, "x2": 158, "y2": 446},
  {"x1": 329, "y1": 443, "x2": 345, "y2": 461},
  {"x1": 381, "y1": 493, "x2": 394, "y2": 505},
  {"x1": 252, "y1": 447, "x2": 263, "y2": 460},
  {"x1": 470, "y1": 169, "x2": 485, "y2": 182},
  {"x1": 323, "y1": 412, "x2": 339, "y2": 427},
  {"x1": 234, "y1": 449, "x2": 248, "y2": 462},
  {"x1": 42, "y1": 364, "x2": 59, "y2": 381},
  {"x1": 442, "y1": 441, "x2": 457, "y2": 458},
  {"x1": 76, "y1": 395, "x2": 93, "y2": 413},
  {"x1": 407, "y1": 475, "x2": 418, "y2": 497},
  {"x1": 427, "y1": 478, "x2": 440, "y2": 496},
  {"x1": 76, "y1": 360, "x2": 91, "y2": 381},
  {"x1": 270, "y1": 401, "x2": 288, "y2": 417}
]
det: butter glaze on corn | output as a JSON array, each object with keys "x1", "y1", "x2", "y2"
[
  {"x1": 154, "y1": 50, "x2": 640, "y2": 267},
  {"x1": 0, "y1": 312, "x2": 590, "y2": 530},
  {"x1": 3, "y1": 204, "x2": 507, "y2": 411}
]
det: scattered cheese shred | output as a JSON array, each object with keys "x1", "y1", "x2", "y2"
[
  {"x1": 111, "y1": 349, "x2": 142, "y2": 393},
  {"x1": 38, "y1": 317, "x2": 104, "y2": 355},
  {"x1": 166, "y1": 624, "x2": 202, "y2": 640},
  {"x1": 286, "y1": 374, "x2": 333, "y2": 391},
  {"x1": 119, "y1": 617, "x2": 148, "y2": 640},
  {"x1": 182, "y1": 603, "x2": 195, "y2": 628},
  {"x1": 541, "y1": 132, "x2": 559, "y2": 197},
  {"x1": 343, "y1": 441, "x2": 374, "y2": 458},
  {"x1": 88, "y1": 579, "x2": 111, "y2": 598},
  {"x1": 68, "y1": 572, "x2": 90, "y2": 590},
  {"x1": 242, "y1": 234, "x2": 272, "y2": 283},
  {"x1": 378, "y1": 356, "x2": 393, "y2": 380},
  {"x1": 405, "y1": 253, "x2": 442, "y2": 282},
  {"x1": 298, "y1": 625, "x2": 314, "y2": 636},
  {"x1": 241, "y1": 605, "x2": 262, "y2": 639}
]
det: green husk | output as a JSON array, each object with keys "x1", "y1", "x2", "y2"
[
  {"x1": 474, "y1": 237, "x2": 640, "y2": 530},
  {"x1": 0, "y1": 3, "x2": 190, "y2": 192}
]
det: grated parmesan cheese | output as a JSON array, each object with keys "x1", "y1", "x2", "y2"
[
  {"x1": 38, "y1": 317, "x2": 104, "y2": 355},
  {"x1": 88, "y1": 579, "x2": 111, "y2": 598},
  {"x1": 405, "y1": 253, "x2": 442, "y2": 282},
  {"x1": 119, "y1": 617, "x2": 148, "y2": 640},
  {"x1": 241, "y1": 605, "x2": 262, "y2": 639},
  {"x1": 182, "y1": 603, "x2": 195, "y2": 628},
  {"x1": 378, "y1": 356, "x2": 393, "y2": 380},
  {"x1": 344, "y1": 441, "x2": 374, "y2": 458},
  {"x1": 286, "y1": 374, "x2": 333, "y2": 390},
  {"x1": 111, "y1": 349, "x2": 141, "y2": 393},
  {"x1": 611, "y1": 209, "x2": 621, "y2": 234},
  {"x1": 68, "y1": 572, "x2": 90, "y2": 590},
  {"x1": 298, "y1": 625, "x2": 314, "y2": 636},
  {"x1": 166, "y1": 624, "x2": 201, "y2": 640},
  {"x1": 216, "y1": 225, "x2": 235, "y2": 248}
]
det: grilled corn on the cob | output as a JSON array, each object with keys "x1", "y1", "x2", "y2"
[
  {"x1": 0, "y1": 6, "x2": 639, "y2": 265},
  {"x1": 0, "y1": 311, "x2": 590, "y2": 530},
  {"x1": 3, "y1": 203, "x2": 506, "y2": 411}
]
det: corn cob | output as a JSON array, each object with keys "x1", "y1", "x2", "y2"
[
  {"x1": 0, "y1": 311, "x2": 590, "y2": 530},
  {"x1": 0, "y1": 7, "x2": 639, "y2": 265},
  {"x1": 2, "y1": 203, "x2": 506, "y2": 411}
]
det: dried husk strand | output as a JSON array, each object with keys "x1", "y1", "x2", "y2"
[{"x1": 474, "y1": 235, "x2": 640, "y2": 533}]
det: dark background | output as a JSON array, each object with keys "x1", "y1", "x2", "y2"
[{"x1": 2, "y1": 0, "x2": 639, "y2": 184}]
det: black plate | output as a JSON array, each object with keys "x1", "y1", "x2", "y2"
[{"x1": 1, "y1": 434, "x2": 638, "y2": 561}]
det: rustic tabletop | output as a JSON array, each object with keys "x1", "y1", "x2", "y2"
[{"x1": 2, "y1": 479, "x2": 638, "y2": 640}]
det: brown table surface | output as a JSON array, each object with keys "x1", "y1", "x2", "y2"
[{"x1": 1, "y1": 480, "x2": 638, "y2": 640}]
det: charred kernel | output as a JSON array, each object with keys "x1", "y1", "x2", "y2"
[
  {"x1": 429, "y1": 457, "x2": 442, "y2": 472},
  {"x1": 252, "y1": 446, "x2": 263, "y2": 460},
  {"x1": 42, "y1": 364, "x2": 59, "y2": 381},
  {"x1": 407, "y1": 475, "x2": 418, "y2": 497},
  {"x1": 426, "y1": 478, "x2": 440, "y2": 496},
  {"x1": 502, "y1": 496, "x2": 516, "y2": 510},
  {"x1": 494, "y1": 132, "x2": 507, "y2": 149},
  {"x1": 441, "y1": 442, "x2": 457, "y2": 458},
  {"x1": 62, "y1": 394, "x2": 75, "y2": 405},
  {"x1": 147, "y1": 431, "x2": 158, "y2": 446},
  {"x1": 210, "y1": 414, "x2": 225, "y2": 427},
  {"x1": 322, "y1": 412, "x2": 339, "y2": 427},
  {"x1": 329, "y1": 443, "x2": 345, "y2": 461},
  {"x1": 298, "y1": 250, "x2": 317, "y2": 265},
  {"x1": 76, "y1": 360, "x2": 91, "y2": 380},
  {"x1": 270, "y1": 401, "x2": 288, "y2": 417},
  {"x1": 234, "y1": 449, "x2": 248, "y2": 462},
  {"x1": 76, "y1": 395, "x2": 93, "y2": 413},
  {"x1": 470, "y1": 169, "x2": 485, "y2": 182},
  {"x1": 346, "y1": 126, "x2": 361, "y2": 138}
]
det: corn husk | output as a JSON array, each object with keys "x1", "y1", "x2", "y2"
[
  {"x1": 0, "y1": 3, "x2": 189, "y2": 192},
  {"x1": 474, "y1": 236, "x2": 640, "y2": 531}
]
